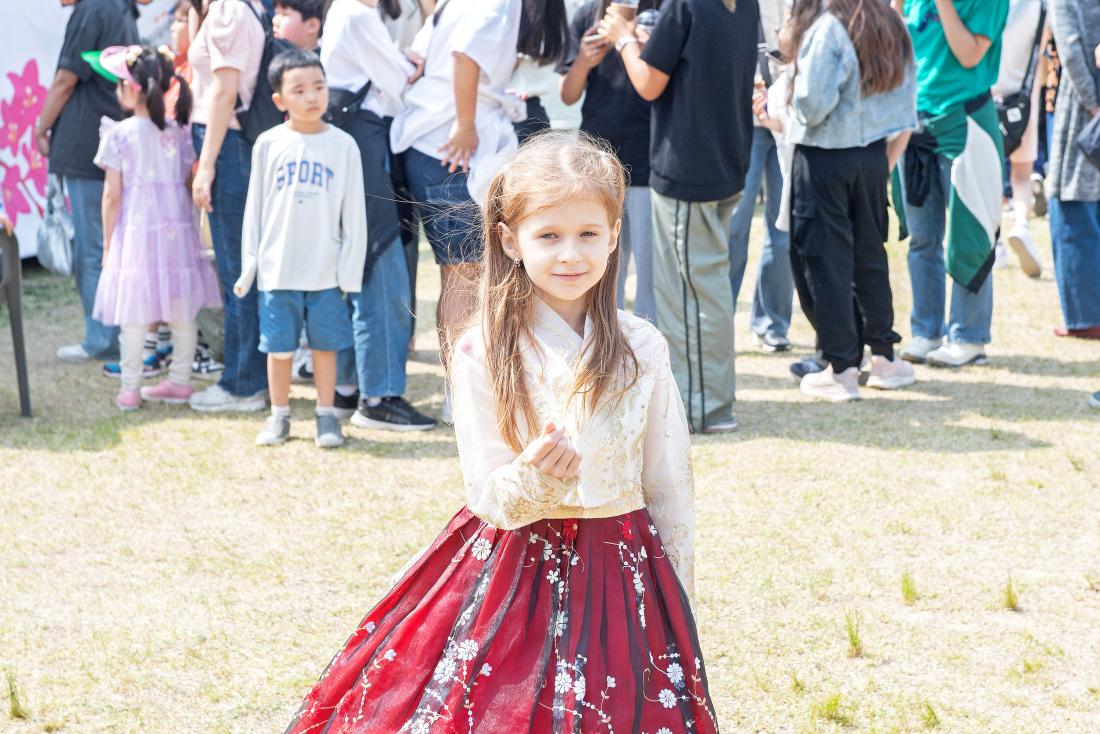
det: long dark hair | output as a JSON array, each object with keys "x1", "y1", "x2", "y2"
[
  {"x1": 128, "y1": 46, "x2": 193, "y2": 130},
  {"x1": 378, "y1": 0, "x2": 403, "y2": 20},
  {"x1": 787, "y1": 0, "x2": 913, "y2": 98},
  {"x1": 517, "y1": 0, "x2": 569, "y2": 65}
]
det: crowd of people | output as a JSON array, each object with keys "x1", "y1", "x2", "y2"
[
  {"x1": 17, "y1": 0, "x2": 1100, "y2": 729},
  {"x1": 28, "y1": 0, "x2": 1100, "y2": 443}
]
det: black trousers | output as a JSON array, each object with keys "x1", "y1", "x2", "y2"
[{"x1": 790, "y1": 140, "x2": 900, "y2": 372}]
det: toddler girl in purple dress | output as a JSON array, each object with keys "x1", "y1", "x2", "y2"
[{"x1": 88, "y1": 45, "x2": 220, "y2": 410}]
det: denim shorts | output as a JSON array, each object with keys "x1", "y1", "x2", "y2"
[
  {"x1": 402, "y1": 147, "x2": 483, "y2": 265},
  {"x1": 259, "y1": 288, "x2": 354, "y2": 354}
]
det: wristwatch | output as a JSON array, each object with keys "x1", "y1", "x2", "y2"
[{"x1": 615, "y1": 35, "x2": 639, "y2": 53}]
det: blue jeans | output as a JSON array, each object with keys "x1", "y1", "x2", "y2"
[
  {"x1": 337, "y1": 238, "x2": 412, "y2": 397},
  {"x1": 1049, "y1": 197, "x2": 1100, "y2": 330},
  {"x1": 192, "y1": 125, "x2": 267, "y2": 397},
  {"x1": 905, "y1": 153, "x2": 994, "y2": 344},
  {"x1": 67, "y1": 176, "x2": 119, "y2": 359},
  {"x1": 728, "y1": 127, "x2": 793, "y2": 340}
]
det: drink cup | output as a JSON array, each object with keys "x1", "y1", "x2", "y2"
[{"x1": 608, "y1": 0, "x2": 640, "y2": 21}]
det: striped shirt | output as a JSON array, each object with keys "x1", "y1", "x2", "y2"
[{"x1": 189, "y1": 0, "x2": 265, "y2": 128}]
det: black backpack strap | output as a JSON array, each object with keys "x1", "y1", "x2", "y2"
[
  {"x1": 1020, "y1": 7, "x2": 1046, "y2": 97},
  {"x1": 234, "y1": 0, "x2": 272, "y2": 114}
]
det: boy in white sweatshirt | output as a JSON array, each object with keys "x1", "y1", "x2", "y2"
[{"x1": 235, "y1": 49, "x2": 367, "y2": 448}]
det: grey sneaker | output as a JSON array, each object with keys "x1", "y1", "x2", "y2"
[
  {"x1": 256, "y1": 414, "x2": 291, "y2": 446},
  {"x1": 190, "y1": 384, "x2": 267, "y2": 412},
  {"x1": 315, "y1": 413, "x2": 344, "y2": 448}
]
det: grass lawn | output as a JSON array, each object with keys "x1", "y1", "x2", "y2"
[{"x1": 2, "y1": 215, "x2": 1099, "y2": 733}]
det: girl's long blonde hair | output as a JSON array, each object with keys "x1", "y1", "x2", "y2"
[{"x1": 471, "y1": 130, "x2": 639, "y2": 453}]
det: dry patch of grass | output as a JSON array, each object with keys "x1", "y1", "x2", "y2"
[{"x1": 3, "y1": 218, "x2": 1100, "y2": 732}]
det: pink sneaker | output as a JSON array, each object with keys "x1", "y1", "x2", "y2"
[
  {"x1": 116, "y1": 388, "x2": 142, "y2": 412},
  {"x1": 140, "y1": 379, "x2": 194, "y2": 404},
  {"x1": 867, "y1": 355, "x2": 916, "y2": 390}
]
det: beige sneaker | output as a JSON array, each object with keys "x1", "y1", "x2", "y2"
[
  {"x1": 900, "y1": 336, "x2": 943, "y2": 364},
  {"x1": 866, "y1": 355, "x2": 916, "y2": 390},
  {"x1": 800, "y1": 365, "x2": 860, "y2": 402}
]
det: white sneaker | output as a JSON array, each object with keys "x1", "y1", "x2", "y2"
[
  {"x1": 189, "y1": 383, "x2": 268, "y2": 412},
  {"x1": 866, "y1": 354, "x2": 916, "y2": 390},
  {"x1": 1006, "y1": 224, "x2": 1042, "y2": 278},
  {"x1": 900, "y1": 336, "x2": 943, "y2": 364},
  {"x1": 800, "y1": 365, "x2": 860, "y2": 402},
  {"x1": 993, "y1": 241, "x2": 1008, "y2": 270},
  {"x1": 57, "y1": 343, "x2": 93, "y2": 363},
  {"x1": 926, "y1": 341, "x2": 988, "y2": 368}
]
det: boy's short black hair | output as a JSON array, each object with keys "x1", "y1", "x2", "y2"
[
  {"x1": 268, "y1": 48, "x2": 325, "y2": 93},
  {"x1": 272, "y1": 0, "x2": 326, "y2": 22}
]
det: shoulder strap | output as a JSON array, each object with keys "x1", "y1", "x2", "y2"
[{"x1": 1020, "y1": 7, "x2": 1046, "y2": 96}]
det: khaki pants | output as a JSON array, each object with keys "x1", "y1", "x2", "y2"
[{"x1": 651, "y1": 190, "x2": 740, "y2": 431}]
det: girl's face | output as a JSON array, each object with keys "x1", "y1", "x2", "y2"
[
  {"x1": 500, "y1": 196, "x2": 620, "y2": 314},
  {"x1": 116, "y1": 80, "x2": 141, "y2": 112}
]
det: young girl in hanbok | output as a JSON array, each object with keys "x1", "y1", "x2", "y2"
[{"x1": 285, "y1": 131, "x2": 718, "y2": 734}]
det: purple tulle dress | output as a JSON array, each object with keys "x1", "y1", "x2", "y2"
[{"x1": 92, "y1": 116, "x2": 220, "y2": 327}]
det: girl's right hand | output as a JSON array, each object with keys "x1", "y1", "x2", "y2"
[
  {"x1": 439, "y1": 119, "x2": 478, "y2": 173},
  {"x1": 522, "y1": 421, "x2": 582, "y2": 481}
]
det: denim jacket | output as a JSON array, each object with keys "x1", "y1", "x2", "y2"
[{"x1": 786, "y1": 13, "x2": 917, "y2": 149}]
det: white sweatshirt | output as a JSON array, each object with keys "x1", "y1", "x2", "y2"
[{"x1": 236, "y1": 124, "x2": 367, "y2": 294}]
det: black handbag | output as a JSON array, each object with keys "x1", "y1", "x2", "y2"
[
  {"x1": 326, "y1": 80, "x2": 372, "y2": 130},
  {"x1": 995, "y1": 7, "x2": 1045, "y2": 156}
]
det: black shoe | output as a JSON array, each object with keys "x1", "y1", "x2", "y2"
[
  {"x1": 351, "y1": 396, "x2": 437, "y2": 432},
  {"x1": 333, "y1": 390, "x2": 359, "y2": 420},
  {"x1": 789, "y1": 355, "x2": 826, "y2": 381}
]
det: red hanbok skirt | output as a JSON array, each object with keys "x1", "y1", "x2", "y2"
[{"x1": 285, "y1": 506, "x2": 718, "y2": 733}]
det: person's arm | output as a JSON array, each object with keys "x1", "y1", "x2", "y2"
[
  {"x1": 1049, "y1": 0, "x2": 1100, "y2": 117},
  {"x1": 233, "y1": 140, "x2": 264, "y2": 296},
  {"x1": 101, "y1": 168, "x2": 122, "y2": 266},
  {"x1": 597, "y1": 14, "x2": 670, "y2": 101},
  {"x1": 337, "y1": 142, "x2": 368, "y2": 295},
  {"x1": 640, "y1": 336, "x2": 695, "y2": 600},
  {"x1": 560, "y1": 32, "x2": 611, "y2": 105},
  {"x1": 790, "y1": 20, "x2": 853, "y2": 128},
  {"x1": 438, "y1": 52, "x2": 480, "y2": 173},
  {"x1": 35, "y1": 69, "x2": 80, "y2": 156},
  {"x1": 887, "y1": 130, "x2": 912, "y2": 172},
  {"x1": 192, "y1": 67, "x2": 239, "y2": 212},
  {"x1": 932, "y1": 0, "x2": 993, "y2": 69}
]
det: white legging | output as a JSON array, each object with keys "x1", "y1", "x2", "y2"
[{"x1": 119, "y1": 321, "x2": 197, "y2": 391}]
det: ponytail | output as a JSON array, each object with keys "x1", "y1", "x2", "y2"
[
  {"x1": 145, "y1": 73, "x2": 167, "y2": 130},
  {"x1": 517, "y1": 0, "x2": 569, "y2": 65},
  {"x1": 173, "y1": 72, "x2": 193, "y2": 128},
  {"x1": 126, "y1": 46, "x2": 185, "y2": 131},
  {"x1": 378, "y1": 0, "x2": 402, "y2": 20}
]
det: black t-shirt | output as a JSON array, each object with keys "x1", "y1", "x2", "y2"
[
  {"x1": 641, "y1": 0, "x2": 758, "y2": 202},
  {"x1": 49, "y1": 0, "x2": 140, "y2": 180},
  {"x1": 559, "y1": 0, "x2": 654, "y2": 187}
]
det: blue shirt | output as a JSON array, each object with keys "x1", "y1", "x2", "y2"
[{"x1": 787, "y1": 13, "x2": 918, "y2": 149}]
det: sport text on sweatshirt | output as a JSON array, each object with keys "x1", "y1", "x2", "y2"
[{"x1": 237, "y1": 124, "x2": 367, "y2": 294}]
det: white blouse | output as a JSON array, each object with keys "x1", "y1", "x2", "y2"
[
  {"x1": 451, "y1": 299, "x2": 697, "y2": 596},
  {"x1": 388, "y1": 0, "x2": 525, "y2": 204},
  {"x1": 321, "y1": 0, "x2": 417, "y2": 119}
]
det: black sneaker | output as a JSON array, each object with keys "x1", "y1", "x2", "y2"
[
  {"x1": 192, "y1": 343, "x2": 225, "y2": 375},
  {"x1": 789, "y1": 355, "x2": 826, "y2": 381},
  {"x1": 333, "y1": 390, "x2": 359, "y2": 420},
  {"x1": 351, "y1": 396, "x2": 437, "y2": 432}
]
